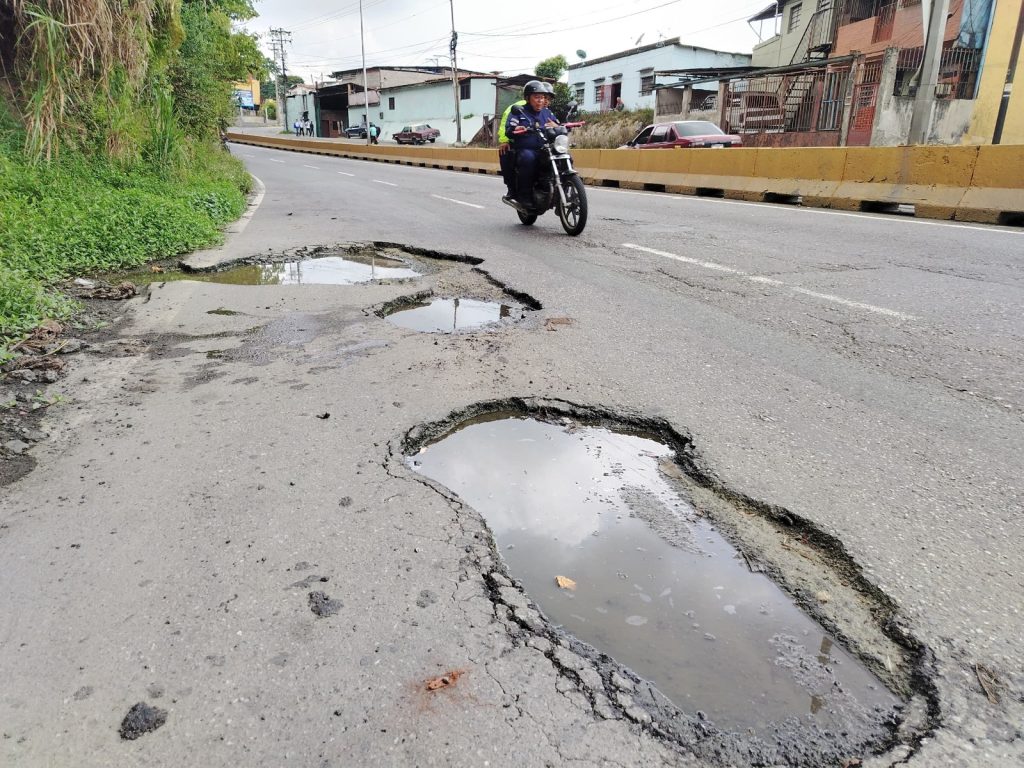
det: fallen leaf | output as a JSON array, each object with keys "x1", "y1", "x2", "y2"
[
  {"x1": 975, "y1": 663, "x2": 1002, "y2": 705},
  {"x1": 316, "y1": 412, "x2": 330, "y2": 420},
  {"x1": 425, "y1": 669, "x2": 464, "y2": 691},
  {"x1": 544, "y1": 317, "x2": 573, "y2": 331},
  {"x1": 150, "y1": 265, "x2": 164, "y2": 273},
  {"x1": 555, "y1": 575, "x2": 577, "y2": 591}
]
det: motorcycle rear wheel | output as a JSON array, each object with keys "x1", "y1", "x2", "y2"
[{"x1": 558, "y1": 175, "x2": 587, "y2": 236}]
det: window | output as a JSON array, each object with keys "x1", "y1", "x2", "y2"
[
  {"x1": 650, "y1": 125, "x2": 670, "y2": 143},
  {"x1": 632, "y1": 126, "x2": 653, "y2": 145},
  {"x1": 388, "y1": 97, "x2": 395, "y2": 110},
  {"x1": 640, "y1": 69, "x2": 655, "y2": 96},
  {"x1": 594, "y1": 79, "x2": 605, "y2": 104},
  {"x1": 816, "y1": 0, "x2": 831, "y2": 9},
  {"x1": 573, "y1": 83, "x2": 584, "y2": 103},
  {"x1": 460, "y1": 80, "x2": 471, "y2": 99},
  {"x1": 788, "y1": 3, "x2": 802, "y2": 33}
]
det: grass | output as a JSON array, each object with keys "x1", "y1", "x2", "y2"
[
  {"x1": 568, "y1": 108, "x2": 654, "y2": 149},
  {"x1": 0, "y1": 116, "x2": 251, "y2": 351}
]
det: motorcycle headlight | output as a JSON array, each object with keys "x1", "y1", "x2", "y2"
[{"x1": 553, "y1": 134, "x2": 570, "y2": 154}]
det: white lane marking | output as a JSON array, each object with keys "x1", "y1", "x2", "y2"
[
  {"x1": 337, "y1": 171, "x2": 355, "y2": 177},
  {"x1": 622, "y1": 243, "x2": 917, "y2": 321},
  {"x1": 227, "y1": 175, "x2": 265, "y2": 236},
  {"x1": 373, "y1": 180, "x2": 398, "y2": 187},
  {"x1": 303, "y1": 164, "x2": 320, "y2": 169},
  {"x1": 269, "y1": 158, "x2": 285, "y2": 163},
  {"x1": 431, "y1": 194, "x2": 485, "y2": 209}
]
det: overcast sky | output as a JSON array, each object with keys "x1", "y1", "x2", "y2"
[{"x1": 245, "y1": 0, "x2": 775, "y2": 84}]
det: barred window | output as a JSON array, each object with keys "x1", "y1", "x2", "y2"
[
  {"x1": 640, "y1": 70, "x2": 655, "y2": 95},
  {"x1": 788, "y1": 3, "x2": 802, "y2": 32}
]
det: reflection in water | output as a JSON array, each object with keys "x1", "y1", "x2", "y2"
[
  {"x1": 386, "y1": 298, "x2": 513, "y2": 333},
  {"x1": 115, "y1": 255, "x2": 420, "y2": 285},
  {"x1": 410, "y1": 417, "x2": 898, "y2": 737}
]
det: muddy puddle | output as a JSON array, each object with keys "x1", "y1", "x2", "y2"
[
  {"x1": 409, "y1": 415, "x2": 899, "y2": 743},
  {"x1": 384, "y1": 298, "x2": 514, "y2": 333},
  {"x1": 116, "y1": 253, "x2": 420, "y2": 285}
]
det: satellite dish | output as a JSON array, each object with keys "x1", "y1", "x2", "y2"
[{"x1": 576, "y1": 49, "x2": 587, "y2": 60}]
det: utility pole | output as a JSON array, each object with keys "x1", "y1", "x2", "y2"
[
  {"x1": 359, "y1": 0, "x2": 370, "y2": 145},
  {"x1": 993, "y1": 1, "x2": 1024, "y2": 144},
  {"x1": 908, "y1": 0, "x2": 951, "y2": 145},
  {"x1": 449, "y1": 0, "x2": 462, "y2": 145},
  {"x1": 270, "y1": 27, "x2": 292, "y2": 131}
]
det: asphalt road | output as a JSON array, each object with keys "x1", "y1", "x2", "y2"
[{"x1": 1, "y1": 141, "x2": 1021, "y2": 766}]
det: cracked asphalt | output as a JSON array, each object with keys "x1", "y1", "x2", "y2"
[{"x1": 1, "y1": 142, "x2": 1022, "y2": 766}]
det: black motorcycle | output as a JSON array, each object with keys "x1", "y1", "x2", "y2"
[{"x1": 503, "y1": 121, "x2": 588, "y2": 237}]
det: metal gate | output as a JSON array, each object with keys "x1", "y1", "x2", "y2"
[{"x1": 847, "y1": 58, "x2": 882, "y2": 146}]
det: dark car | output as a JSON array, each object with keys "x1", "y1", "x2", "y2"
[
  {"x1": 343, "y1": 125, "x2": 367, "y2": 139},
  {"x1": 622, "y1": 121, "x2": 742, "y2": 149}
]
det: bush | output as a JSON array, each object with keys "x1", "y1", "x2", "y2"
[{"x1": 0, "y1": 127, "x2": 250, "y2": 342}]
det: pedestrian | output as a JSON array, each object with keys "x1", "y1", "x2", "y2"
[
  {"x1": 614, "y1": 97, "x2": 625, "y2": 112},
  {"x1": 293, "y1": 118, "x2": 301, "y2": 134},
  {"x1": 369, "y1": 123, "x2": 379, "y2": 145},
  {"x1": 305, "y1": 118, "x2": 314, "y2": 136}
]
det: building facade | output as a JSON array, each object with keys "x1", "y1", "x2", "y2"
[
  {"x1": 566, "y1": 38, "x2": 751, "y2": 112},
  {"x1": 965, "y1": 0, "x2": 1024, "y2": 144}
]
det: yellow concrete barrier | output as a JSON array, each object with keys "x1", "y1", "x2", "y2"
[
  {"x1": 956, "y1": 145, "x2": 1024, "y2": 223},
  {"x1": 225, "y1": 131, "x2": 1023, "y2": 225},
  {"x1": 752, "y1": 147, "x2": 848, "y2": 207},
  {"x1": 833, "y1": 145, "x2": 978, "y2": 219}
]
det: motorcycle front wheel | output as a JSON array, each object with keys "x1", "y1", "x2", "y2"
[{"x1": 557, "y1": 174, "x2": 587, "y2": 236}]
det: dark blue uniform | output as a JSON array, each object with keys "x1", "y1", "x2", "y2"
[{"x1": 506, "y1": 105, "x2": 558, "y2": 208}]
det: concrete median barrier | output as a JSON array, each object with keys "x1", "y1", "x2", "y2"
[
  {"x1": 956, "y1": 144, "x2": 1024, "y2": 224},
  {"x1": 225, "y1": 131, "x2": 1022, "y2": 225}
]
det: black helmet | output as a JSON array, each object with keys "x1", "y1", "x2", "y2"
[{"x1": 524, "y1": 80, "x2": 555, "y2": 98}]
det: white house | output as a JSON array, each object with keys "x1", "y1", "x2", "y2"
[
  {"x1": 371, "y1": 75, "x2": 502, "y2": 145},
  {"x1": 566, "y1": 37, "x2": 752, "y2": 112}
]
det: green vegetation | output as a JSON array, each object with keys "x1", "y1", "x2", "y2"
[{"x1": 0, "y1": 0, "x2": 265, "y2": 352}]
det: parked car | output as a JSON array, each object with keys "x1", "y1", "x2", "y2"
[
  {"x1": 392, "y1": 124, "x2": 441, "y2": 144},
  {"x1": 621, "y1": 121, "x2": 742, "y2": 149},
  {"x1": 343, "y1": 125, "x2": 367, "y2": 139}
]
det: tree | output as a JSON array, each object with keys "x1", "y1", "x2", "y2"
[
  {"x1": 260, "y1": 58, "x2": 304, "y2": 102},
  {"x1": 535, "y1": 55, "x2": 573, "y2": 120}
]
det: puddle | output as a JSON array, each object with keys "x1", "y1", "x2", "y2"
[
  {"x1": 117, "y1": 253, "x2": 420, "y2": 285},
  {"x1": 385, "y1": 298, "x2": 514, "y2": 333},
  {"x1": 408, "y1": 415, "x2": 899, "y2": 743}
]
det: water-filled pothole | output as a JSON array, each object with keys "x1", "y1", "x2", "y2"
[
  {"x1": 117, "y1": 253, "x2": 421, "y2": 286},
  {"x1": 385, "y1": 297, "x2": 515, "y2": 333},
  {"x1": 409, "y1": 414, "x2": 900, "y2": 749}
]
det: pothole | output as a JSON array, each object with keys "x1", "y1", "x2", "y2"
[
  {"x1": 383, "y1": 297, "x2": 518, "y2": 333},
  {"x1": 116, "y1": 251, "x2": 421, "y2": 285},
  {"x1": 404, "y1": 407, "x2": 931, "y2": 764}
]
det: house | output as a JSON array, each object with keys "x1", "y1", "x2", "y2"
[
  {"x1": 284, "y1": 83, "x2": 317, "y2": 130},
  {"x1": 664, "y1": 0, "x2": 1002, "y2": 147},
  {"x1": 376, "y1": 74, "x2": 499, "y2": 145},
  {"x1": 749, "y1": 0, "x2": 840, "y2": 68},
  {"x1": 311, "y1": 67, "x2": 459, "y2": 137},
  {"x1": 566, "y1": 37, "x2": 751, "y2": 113}
]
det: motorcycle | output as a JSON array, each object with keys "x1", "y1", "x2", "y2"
[{"x1": 502, "y1": 120, "x2": 588, "y2": 237}]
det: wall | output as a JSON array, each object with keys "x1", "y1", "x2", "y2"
[
  {"x1": 965, "y1": 0, "x2": 1024, "y2": 144},
  {"x1": 371, "y1": 78, "x2": 497, "y2": 144},
  {"x1": 834, "y1": 0, "x2": 965, "y2": 56},
  {"x1": 872, "y1": 96, "x2": 976, "y2": 145},
  {"x1": 751, "y1": 0, "x2": 810, "y2": 68},
  {"x1": 568, "y1": 44, "x2": 749, "y2": 112}
]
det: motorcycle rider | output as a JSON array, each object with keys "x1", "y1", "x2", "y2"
[
  {"x1": 497, "y1": 98, "x2": 526, "y2": 198},
  {"x1": 505, "y1": 80, "x2": 559, "y2": 212}
]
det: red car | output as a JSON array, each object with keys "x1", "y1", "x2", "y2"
[{"x1": 622, "y1": 121, "x2": 742, "y2": 149}]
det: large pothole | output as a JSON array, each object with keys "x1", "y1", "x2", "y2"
[{"x1": 404, "y1": 403, "x2": 936, "y2": 765}]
